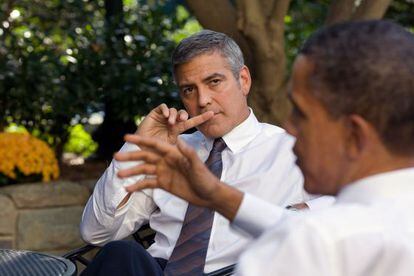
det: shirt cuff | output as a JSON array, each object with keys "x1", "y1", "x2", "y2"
[
  {"x1": 231, "y1": 193, "x2": 286, "y2": 238},
  {"x1": 95, "y1": 142, "x2": 147, "y2": 217}
]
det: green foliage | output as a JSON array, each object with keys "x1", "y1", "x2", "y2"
[
  {"x1": 5, "y1": 123, "x2": 27, "y2": 133},
  {"x1": 284, "y1": 0, "x2": 414, "y2": 71},
  {"x1": 0, "y1": 0, "x2": 191, "y2": 151},
  {"x1": 385, "y1": 0, "x2": 414, "y2": 31},
  {"x1": 64, "y1": 124, "x2": 98, "y2": 157},
  {"x1": 2, "y1": 0, "x2": 411, "y2": 156},
  {"x1": 98, "y1": 1, "x2": 185, "y2": 122},
  {"x1": 284, "y1": 0, "x2": 329, "y2": 70},
  {"x1": 0, "y1": 0, "x2": 100, "y2": 146},
  {"x1": 169, "y1": 6, "x2": 202, "y2": 43}
]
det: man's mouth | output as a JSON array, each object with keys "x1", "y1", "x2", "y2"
[
  {"x1": 198, "y1": 112, "x2": 219, "y2": 127},
  {"x1": 202, "y1": 109, "x2": 219, "y2": 115},
  {"x1": 203, "y1": 111, "x2": 220, "y2": 119}
]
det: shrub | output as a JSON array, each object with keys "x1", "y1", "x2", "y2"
[
  {"x1": 0, "y1": 1, "x2": 194, "y2": 159},
  {"x1": 64, "y1": 124, "x2": 98, "y2": 158},
  {"x1": 0, "y1": 132, "x2": 59, "y2": 185}
]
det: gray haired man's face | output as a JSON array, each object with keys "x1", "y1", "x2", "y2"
[{"x1": 175, "y1": 52, "x2": 251, "y2": 138}]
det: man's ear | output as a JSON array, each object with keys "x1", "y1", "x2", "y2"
[
  {"x1": 345, "y1": 114, "x2": 376, "y2": 159},
  {"x1": 239, "y1": 66, "x2": 251, "y2": 96}
]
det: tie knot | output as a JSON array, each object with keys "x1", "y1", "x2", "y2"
[{"x1": 211, "y1": 138, "x2": 227, "y2": 153}]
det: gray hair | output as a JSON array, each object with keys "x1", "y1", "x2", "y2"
[{"x1": 171, "y1": 30, "x2": 244, "y2": 80}]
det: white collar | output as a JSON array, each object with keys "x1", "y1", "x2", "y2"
[
  {"x1": 336, "y1": 167, "x2": 414, "y2": 205},
  {"x1": 202, "y1": 108, "x2": 262, "y2": 154}
]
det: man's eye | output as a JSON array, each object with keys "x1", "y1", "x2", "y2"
[
  {"x1": 182, "y1": 87, "x2": 194, "y2": 95},
  {"x1": 210, "y1": 79, "x2": 221, "y2": 85}
]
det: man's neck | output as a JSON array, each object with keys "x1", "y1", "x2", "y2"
[{"x1": 342, "y1": 154, "x2": 414, "y2": 191}]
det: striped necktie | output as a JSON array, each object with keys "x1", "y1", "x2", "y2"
[{"x1": 164, "y1": 138, "x2": 227, "y2": 275}]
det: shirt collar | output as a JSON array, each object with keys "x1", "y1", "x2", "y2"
[
  {"x1": 336, "y1": 167, "x2": 414, "y2": 205},
  {"x1": 202, "y1": 108, "x2": 262, "y2": 154}
]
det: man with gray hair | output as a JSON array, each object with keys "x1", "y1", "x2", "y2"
[
  {"x1": 80, "y1": 30, "x2": 329, "y2": 275},
  {"x1": 115, "y1": 20, "x2": 414, "y2": 275}
]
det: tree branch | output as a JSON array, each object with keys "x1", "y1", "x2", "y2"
[
  {"x1": 185, "y1": 0, "x2": 252, "y2": 65},
  {"x1": 270, "y1": 0, "x2": 292, "y2": 26},
  {"x1": 236, "y1": 0, "x2": 265, "y2": 36},
  {"x1": 235, "y1": 0, "x2": 288, "y2": 61},
  {"x1": 185, "y1": 0, "x2": 237, "y2": 36},
  {"x1": 352, "y1": 0, "x2": 392, "y2": 20},
  {"x1": 235, "y1": 0, "x2": 289, "y2": 120},
  {"x1": 325, "y1": 0, "x2": 356, "y2": 25},
  {"x1": 257, "y1": 0, "x2": 275, "y2": 17},
  {"x1": 236, "y1": 0, "x2": 273, "y2": 54}
]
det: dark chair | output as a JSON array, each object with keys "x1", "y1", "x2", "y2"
[{"x1": 62, "y1": 224, "x2": 235, "y2": 275}]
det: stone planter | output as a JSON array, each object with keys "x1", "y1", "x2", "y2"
[{"x1": 0, "y1": 181, "x2": 91, "y2": 255}]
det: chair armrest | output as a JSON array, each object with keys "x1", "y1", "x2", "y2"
[
  {"x1": 132, "y1": 223, "x2": 156, "y2": 249},
  {"x1": 62, "y1": 224, "x2": 155, "y2": 271},
  {"x1": 62, "y1": 244, "x2": 98, "y2": 266}
]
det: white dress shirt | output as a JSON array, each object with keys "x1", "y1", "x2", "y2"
[
  {"x1": 234, "y1": 168, "x2": 414, "y2": 276},
  {"x1": 80, "y1": 111, "x2": 321, "y2": 273}
]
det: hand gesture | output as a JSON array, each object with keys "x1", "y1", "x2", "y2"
[
  {"x1": 137, "y1": 104, "x2": 213, "y2": 144},
  {"x1": 114, "y1": 135, "x2": 222, "y2": 207}
]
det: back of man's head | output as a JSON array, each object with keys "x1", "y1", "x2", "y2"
[
  {"x1": 300, "y1": 20, "x2": 414, "y2": 156},
  {"x1": 171, "y1": 30, "x2": 244, "y2": 80}
]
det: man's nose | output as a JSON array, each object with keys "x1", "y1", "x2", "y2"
[{"x1": 197, "y1": 88, "x2": 212, "y2": 107}]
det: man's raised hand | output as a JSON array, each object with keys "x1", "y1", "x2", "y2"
[
  {"x1": 136, "y1": 104, "x2": 213, "y2": 144},
  {"x1": 114, "y1": 135, "x2": 221, "y2": 207}
]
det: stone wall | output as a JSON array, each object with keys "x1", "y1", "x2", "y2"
[{"x1": 0, "y1": 181, "x2": 91, "y2": 256}]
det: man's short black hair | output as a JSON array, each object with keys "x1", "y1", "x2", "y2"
[{"x1": 300, "y1": 20, "x2": 414, "y2": 155}]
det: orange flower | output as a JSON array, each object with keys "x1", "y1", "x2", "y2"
[{"x1": 0, "y1": 133, "x2": 60, "y2": 183}]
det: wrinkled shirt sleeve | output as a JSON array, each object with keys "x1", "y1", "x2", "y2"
[
  {"x1": 80, "y1": 142, "x2": 157, "y2": 245},
  {"x1": 231, "y1": 193, "x2": 288, "y2": 238}
]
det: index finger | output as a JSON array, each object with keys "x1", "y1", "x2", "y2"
[
  {"x1": 180, "y1": 111, "x2": 214, "y2": 131},
  {"x1": 124, "y1": 134, "x2": 178, "y2": 156}
]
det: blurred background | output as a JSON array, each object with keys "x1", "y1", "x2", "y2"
[
  {"x1": 0, "y1": 0, "x2": 413, "y2": 262},
  {"x1": 1, "y1": 0, "x2": 413, "y2": 168}
]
